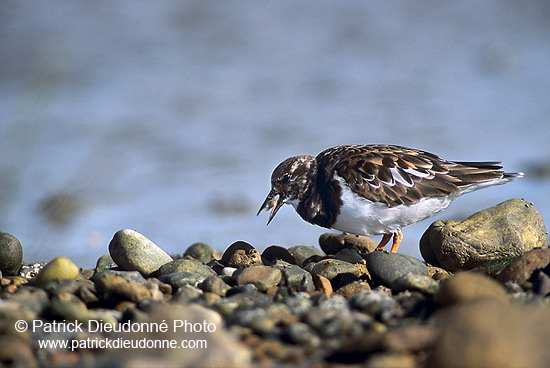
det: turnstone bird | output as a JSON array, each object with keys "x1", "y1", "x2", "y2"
[{"x1": 258, "y1": 144, "x2": 523, "y2": 253}]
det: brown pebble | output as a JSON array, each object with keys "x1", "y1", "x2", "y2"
[
  {"x1": 234, "y1": 265, "x2": 282, "y2": 291},
  {"x1": 319, "y1": 233, "x2": 379, "y2": 255},
  {"x1": 435, "y1": 271, "x2": 507, "y2": 306},
  {"x1": 335, "y1": 280, "x2": 371, "y2": 297},
  {"x1": 494, "y1": 248, "x2": 550, "y2": 284},
  {"x1": 313, "y1": 274, "x2": 333, "y2": 297}
]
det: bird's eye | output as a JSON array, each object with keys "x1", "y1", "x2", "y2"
[{"x1": 280, "y1": 173, "x2": 291, "y2": 184}]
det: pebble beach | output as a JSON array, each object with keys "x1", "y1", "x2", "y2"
[{"x1": 0, "y1": 199, "x2": 549, "y2": 367}]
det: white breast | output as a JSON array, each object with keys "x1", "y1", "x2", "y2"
[{"x1": 331, "y1": 175, "x2": 454, "y2": 236}]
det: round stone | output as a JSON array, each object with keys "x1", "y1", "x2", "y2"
[
  {"x1": 184, "y1": 242, "x2": 215, "y2": 263},
  {"x1": 0, "y1": 232, "x2": 23, "y2": 276},
  {"x1": 435, "y1": 271, "x2": 508, "y2": 305},
  {"x1": 364, "y1": 251, "x2": 428, "y2": 287},
  {"x1": 33, "y1": 256, "x2": 80, "y2": 286},
  {"x1": 108, "y1": 229, "x2": 173, "y2": 276}
]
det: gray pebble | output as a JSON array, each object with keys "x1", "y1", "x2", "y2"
[
  {"x1": 157, "y1": 272, "x2": 198, "y2": 289},
  {"x1": 285, "y1": 322, "x2": 321, "y2": 348},
  {"x1": 390, "y1": 273, "x2": 439, "y2": 294},
  {"x1": 272, "y1": 261, "x2": 315, "y2": 292},
  {"x1": 284, "y1": 292, "x2": 313, "y2": 317},
  {"x1": 364, "y1": 251, "x2": 428, "y2": 286},
  {"x1": 198, "y1": 276, "x2": 230, "y2": 296},
  {"x1": 350, "y1": 290, "x2": 403, "y2": 322},
  {"x1": 108, "y1": 229, "x2": 173, "y2": 276},
  {"x1": 226, "y1": 284, "x2": 258, "y2": 297},
  {"x1": 156, "y1": 259, "x2": 217, "y2": 283},
  {"x1": 0, "y1": 232, "x2": 23, "y2": 276},
  {"x1": 172, "y1": 284, "x2": 203, "y2": 303}
]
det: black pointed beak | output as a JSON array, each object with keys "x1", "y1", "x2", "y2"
[{"x1": 257, "y1": 189, "x2": 284, "y2": 225}]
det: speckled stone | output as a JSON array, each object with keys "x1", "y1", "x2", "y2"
[
  {"x1": 272, "y1": 261, "x2": 314, "y2": 292},
  {"x1": 109, "y1": 229, "x2": 173, "y2": 276},
  {"x1": 0, "y1": 232, "x2": 23, "y2": 276}
]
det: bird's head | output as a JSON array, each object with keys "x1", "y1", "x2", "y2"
[{"x1": 257, "y1": 155, "x2": 317, "y2": 224}]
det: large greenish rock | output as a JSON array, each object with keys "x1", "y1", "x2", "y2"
[
  {"x1": 0, "y1": 232, "x2": 23, "y2": 276},
  {"x1": 420, "y1": 199, "x2": 547, "y2": 272},
  {"x1": 109, "y1": 229, "x2": 173, "y2": 276}
]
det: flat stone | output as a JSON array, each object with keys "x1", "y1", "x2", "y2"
[
  {"x1": 157, "y1": 272, "x2": 198, "y2": 289},
  {"x1": 109, "y1": 229, "x2": 173, "y2": 276},
  {"x1": 390, "y1": 273, "x2": 439, "y2": 294},
  {"x1": 420, "y1": 199, "x2": 547, "y2": 271},
  {"x1": 233, "y1": 265, "x2": 282, "y2": 291},
  {"x1": 33, "y1": 256, "x2": 80, "y2": 286},
  {"x1": 0, "y1": 232, "x2": 23, "y2": 276},
  {"x1": 319, "y1": 233, "x2": 379, "y2": 255},
  {"x1": 310, "y1": 258, "x2": 368, "y2": 281},
  {"x1": 435, "y1": 271, "x2": 508, "y2": 306},
  {"x1": 365, "y1": 252, "x2": 428, "y2": 287},
  {"x1": 156, "y1": 259, "x2": 217, "y2": 282}
]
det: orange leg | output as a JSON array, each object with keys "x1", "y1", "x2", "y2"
[
  {"x1": 376, "y1": 233, "x2": 392, "y2": 250},
  {"x1": 389, "y1": 231, "x2": 403, "y2": 253}
]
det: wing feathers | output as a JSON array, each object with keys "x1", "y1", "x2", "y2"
[{"x1": 317, "y1": 145, "x2": 511, "y2": 208}]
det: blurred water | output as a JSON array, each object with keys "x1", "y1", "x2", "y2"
[{"x1": 1, "y1": 1, "x2": 549, "y2": 268}]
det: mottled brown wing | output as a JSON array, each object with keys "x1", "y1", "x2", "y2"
[{"x1": 316, "y1": 145, "x2": 505, "y2": 207}]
